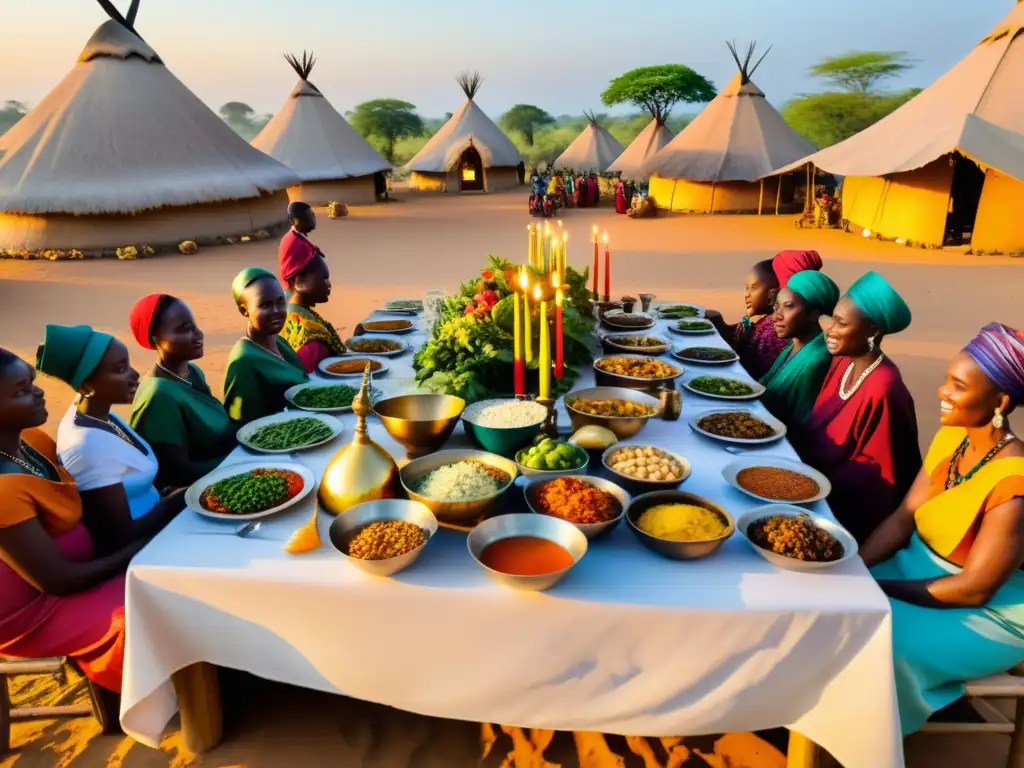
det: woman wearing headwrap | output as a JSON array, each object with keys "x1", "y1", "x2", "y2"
[
  {"x1": 759, "y1": 270, "x2": 839, "y2": 429},
  {"x1": 860, "y1": 323, "x2": 1024, "y2": 735},
  {"x1": 128, "y1": 295, "x2": 235, "y2": 488},
  {"x1": 223, "y1": 267, "x2": 308, "y2": 425},
  {"x1": 799, "y1": 271, "x2": 922, "y2": 543},
  {"x1": 38, "y1": 326, "x2": 185, "y2": 538},
  {"x1": 771, "y1": 249, "x2": 823, "y2": 288}
]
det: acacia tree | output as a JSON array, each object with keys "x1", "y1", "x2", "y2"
[
  {"x1": 810, "y1": 51, "x2": 915, "y2": 94},
  {"x1": 349, "y1": 99, "x2": 424, "y2": 163},
  {"x1": 0, "y1": 100, "x2": 28, "y2": 135},
  {"x1": 601, "y1": 64, "x2": 716, "y2": 124},
  {"x1": 499, "y1": 104, "x2": 555, "y2": 146},
  {"x1": 218, "y1": 102, "x2": 270, "y2": 140}
]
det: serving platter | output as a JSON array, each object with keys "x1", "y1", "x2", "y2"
[
  {"x1": 735, "y1": 505, "x2": 858, "y2": 572},
  {"x1": 344, "y1": 336, "x2": 410, "y2": 357},
  {"x1": 688, "y1": 408, "x2": 787, "y2": 446},
  {"x1": 600, "y1": 333, "x2": 672, "y2": 356},
  {"x1": 721, "y1": 456, "x2": 832, "y2": 505},
  {"x1": 236, "y1": 411, "x2": 343, "y2": 454},
  {"x1": 683, "y1": 374, "x2": 765, "y2": 401},
  {"x1": 318, "y1": 356, "x2": 391, "y2": 379},
  {"x1": 284, "y1": 381, "x2": 382, "y2": 415},
  {"x1": 672, "y1": 346, "x2": 739, "y2": 365},
  {"x1": 186, "y1": 460, "x2": 316, "y2": 521},
  {"x1": 362, "y1": 319, "x2": 416, "y2": 335},
  {"x1": 654, "y1": 303, "x2": 705, "y2": 319},
  {"x1": 601, "y1": 311, "x2": 656, "y2": 332},
  {"x1": 383, "y1": 299, "x2": 424, "y2": 314},
  {"x1": 667, "y1": 319, "x2": 716, "y2": 335}
]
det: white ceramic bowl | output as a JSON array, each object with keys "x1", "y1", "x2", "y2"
[
  {"x1": 735, "y1": 505, "x2": 858, "y2": 571},
  {"x1": 328, "y1": 499, "x2": 438, "y2": 577},
  {"x1": 522, "y1": 474, "x2": 630, "y2": 539},
  {"x1": 236, "y1": 412, "x2": 343, "y2": 454},
  {"x1": 721, "y1": 457, "x2": 832, "y2": 505},
  {"x1": 186, "y1": 460, "x2": 316, "y2": 521},
  {"x1": 688, "y1": 408, "x2": 787, "y2": 446}
]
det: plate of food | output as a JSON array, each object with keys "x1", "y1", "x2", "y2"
[
  {"x1": 722, "y1": 457, "x2": 831, "y2": 505},
  {"x1": 654, "y1": 303, "x2": 705, "y2": 319},
  {"x1": 668, "y1": 318, "x2": 715, "y2": 335},
  {"x1": 601, "y1": 334, "x2": 672, "y2": 356},
  {"x1": 362, "y1": 319, "x2": 415, "y2": 335},
  {"x1": 683, "y1": 375, "x2": 765, "y2": 401},
  {"x1": 384, "y1": 299, "x2": 424, "y2": 314},
  {"x1": 672, "y1": 346, "x2": 739, "y2": 365},
  {"x1": 186, "y1": 460, "x2": 316, "y2": 521},
  {"x1": 601, "y1": 311, "x2": 656, "y2": 332},
  {"x1": 736, "y1": 505, "x2": 857, "y2": 571},
  {"x1": 523, "y1": 474, "x2": 629, "y2": 539},
  {"x1": 284, "y1": 382, "x2": 381, "y2": 414},
  {"x1": 345, "y1": 337, "x2": 409, "y2": 357},
  {"x1": 689, "y1": 409, "x2": 786, "y2": 445},
  {"x1": 237, "y1": 412, "x2": 343, "y2": 454},
  {"x1": 593, "y1": 355, "x2": 684, "y2": 390},
  {"x1": 318, "y1": 357, "x2": 390, "y2": 378}
]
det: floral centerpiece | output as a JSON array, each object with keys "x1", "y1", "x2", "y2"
[{"x1": 414, "y1": 255, "x2": 595, "y2": 403}]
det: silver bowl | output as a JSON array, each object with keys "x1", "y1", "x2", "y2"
[
  {"x1": 467, "y1": 513, "x2": 588, "y2": 591},
  {"x1": 564, "y1": 386, "x2": 661, "y2": 439},
  {"x1": 523, "y1": 474, "x2": 629, "y2": 539},
  {"x1": 328, "y1": 499, "x2": 438, "y2": 577},
  {"x1": 601, "y1": 444, "x2": 692, "y2": 494},
  {"x1": 399, "y1": 449, "x2": 518, "y2": 526},
  {"x1": 626, "y1": 490, "x2": 735, "y2": 560},
  {"x1": 593, "y1": 354, "x2": 684, "y2": 392},
  {"x1": 735, "y1": 505, "x2": 858, "y2": 572}
]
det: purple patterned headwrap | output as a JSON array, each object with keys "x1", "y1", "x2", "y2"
[{"x1": 963, "y1": 323, "x2": 1024, "y2": 405}]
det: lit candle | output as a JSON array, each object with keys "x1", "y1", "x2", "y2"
[
  {"x1": 520, "y1": 268, "x2": 533, "y2": 364},
  {"x1": 536, "y1": 284, "x2": 551, "y2": 399},
  {"x1": 591, "y1": 225, "x2": 599, "y2": 299},
  {"x1": 513, "y1": 274, "x2": 525, "y2": 395},
  {"x1": 561, "y1": 231, "x2": 568, "y2": 282},
  {"x1": 603, "y1": 231, "x2": 611, "y2": 302},
  {"x1": 553, "y1": 271, "x2": 564, "y2": 380}
]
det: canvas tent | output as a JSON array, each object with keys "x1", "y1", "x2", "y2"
[
  {"x1": 553, "y1": 112, "x2": 625, "y2": 173},
  {"x1": 777, "y1": 2, "x2": 1024, "y2": 252},
  {"x1": 646, "y1": 43, "x2": 815, "y2": 214},
  {"x1": 406, "y1": 72, "x2": 522, "y2": 193},
  {"x1": 0, "y1": 2, "x2": 298, "y2": 254},
  {"x1": 252, "y1": 52, "x2": 391, "y2": 206},
  {"x1": 607, "y1": 118, "x2": 675, "y2": 181}
]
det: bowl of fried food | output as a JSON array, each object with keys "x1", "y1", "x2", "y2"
[
  {"x1": 735, "y1": 505, "x2": 857, "y2": 571},
  {"x1": 601, "y1": 334, "x2": 672, "y2": 356},
  {"x1": 593, "y1": 355, "x2": 684, "y2": 392},
  {"x1": 564, "y1": 386, "x2": 661, "y2": 439},
  {"x1": 601, "y1": 444, "x2": 691, "y2": 493},
  {"x1": 524, "y1": 474, "x2": 629, "y2": 539},
  {"x1": 328, "y1": 499, "x2": 438, "y2": 577},
  {"x1": 626, "y1": 491, "x2": 734, "y2": 560}
]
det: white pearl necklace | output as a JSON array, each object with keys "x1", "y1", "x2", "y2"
[{"x1": 839, "y1": 354, "x2": 885, "y2": 401}]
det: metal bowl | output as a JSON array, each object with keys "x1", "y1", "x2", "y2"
[
  {"x1": 467, "y1": 513, "x2": 588, "y2": 591},
  {"x1": 514, "y1": 442, "x2": 589, "y2": 478},
  {"x1": 523, "y1": 474, "x2": 630, "y2": 539},
  {"x1": 601, "y1": 333, "x2": 672, "y2": 356},
  {"x1": 328, "y1": 499, "x2": 438, "y2": 577},
  {"x1": 601, "y1": 444, "x2": 692, "y2": 494},
  {"x1": 593, "y1": 354, "x2": 684, "y2": 392},
  {"x1": 626, "y1": 490, "x2": 735, "y2": 560},
  {"x1": 564, "y1": 386, "x2": 661, "y2": 439},
  {"x1": 735, "y1": 505, "x2": 858, "y2": 572},
  {"x1": 399, "y1": 449, "x2": 518, "y2": 526},
  {"x1": 373, "y1": 394, "x2": 466, "y2": 458}
]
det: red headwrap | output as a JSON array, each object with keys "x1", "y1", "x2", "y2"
[
  {"x1": 278, "y1": 230, "x2": 319, "y2": 284},
  {"x1": 772, "y1": 250, "x2": 823, "y2": 288},
  {"x1": 129, "y1": 293, "x2": 169, "y2": 350}
]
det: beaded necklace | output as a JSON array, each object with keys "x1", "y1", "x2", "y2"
[
  {"x1": 0, "y1": 441, "x2": 58, "y2": 479},
  {"x1": 945, "y1": 433, "x2": 1017, "y2": 490}
]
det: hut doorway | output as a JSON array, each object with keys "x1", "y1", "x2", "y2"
[
  {"x1": 459, "y1": 147, "x2": 484, "y2": 192},
  {"x1": 945, "y1": 154, "x2": 985, "y2": 246}
]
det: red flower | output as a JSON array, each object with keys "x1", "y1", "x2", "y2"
[{"x1": 482, "y1": 270, "x2": 495, "y2": 280}]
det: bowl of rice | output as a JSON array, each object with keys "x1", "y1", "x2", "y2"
[
  {"x1": 399, "y1": 449, "x2": 519, "y2": 526},
  {"x1": 461, "y1": 398, "x2": 547, "y2": 456},
  {"x1": 625, "y1": 491, "x2": 734, "y2": 560}
]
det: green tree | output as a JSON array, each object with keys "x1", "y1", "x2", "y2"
[
  {"x1": 810, "y1": 51, "x2": 915, "y2": 94},
  {"x1": 0, "y1": 100, "x2": 28, "y2": 135},
  {"x1": 601, "y1": 64, "x2": 716, "y2": 123},
  {"x1": 349, "y1": 99, "x2": 424, "y2": 163},
  {"x1": 782, "y1": 89, "x2": 921, "y2": 148},
  {"x1": 499, "y1": 104, "x2": 555, "y2": 146},
  {"x1": 218, "y1": 102, "x2": 270, "y2": 140}
]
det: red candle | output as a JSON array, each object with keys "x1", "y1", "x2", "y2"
[
  {"x1": 591, "y1": 225, "x2": 599, "y2": 299},
  {"x1": 603, "y1": 231, "x2": 611, "y2": 302},
  {"x1": 554, "y1": 274, "x2": 564, "y2": 380}
]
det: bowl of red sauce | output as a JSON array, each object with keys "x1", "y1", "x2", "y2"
[{"x1": 466, "y1": 513, "x2": 588, "y2": 591}]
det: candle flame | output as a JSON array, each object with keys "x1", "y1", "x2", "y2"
[
  {"x1": 519, "y1": 268, "x2": 528, "y2": 290},
  {"x1": 603, "y1": 231, "x2": 609, "y2": 245},
  {"x1": 556, "y1": 289, "x2": 564, "y2": 306},
  {"x1": 551, "y1": 270, "x2": 558, "y2": 287},
  {"x1": 533, "y1": 285, "x2": 542, "y2": 301},
  {"x1": 557, "y1": 219, "x2": 563, "y2": 228}
]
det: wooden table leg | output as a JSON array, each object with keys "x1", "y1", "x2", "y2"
[
  {"x1": 787, "y1": 730, "x2": 820, "y2": 768},
  {"x1": 171, "y1": 662, "x2": 222, "y2": 753}
]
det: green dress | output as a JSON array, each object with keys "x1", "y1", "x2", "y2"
[
  {"x1": 759, "y1": 333, "x2": 833, "y2": 429},
  {"x1": 130, "y1": 364, "x2": 236, "y2": 487},
  {"x1": 223, "y1": 337, "x2": 308, "y2": 425}
]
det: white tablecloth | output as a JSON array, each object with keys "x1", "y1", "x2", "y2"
[{"x1": 121, "y1": 310, "x2": 903, "y2": 768}]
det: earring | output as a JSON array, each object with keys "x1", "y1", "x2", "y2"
[
  {"x1": 867, "y1": 336, "x2": 876, "y2": 353},
  {"x1": 993, "y1": 408, "x2": 1005, "y2": 430}
]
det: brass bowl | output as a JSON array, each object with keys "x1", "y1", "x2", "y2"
[
  {"x1": 399, "y1": 449, "x2": 518, "y2": 526},
  {"x1": 593, "y1": 354, "x2": 684, "y2": 392},
  {"x1": 467, "y1": 513, "x2": 588, "y2": 591},
  {"x1": 328, "y1": 499, "x2": 438, "y2": 577},
  {"x1": 626, "y1": 490, "x2": 735, "y2": 560},
  {"x1": 373, "y1": 394, "x2": 466, "y2": 458},
  {"x1": 564, "y1": 386, "x2": 661, "y2": 439}
]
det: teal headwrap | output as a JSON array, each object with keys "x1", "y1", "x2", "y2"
[
  {"x1": 231, "y1": 267, "x2": 277, "y2": 304},
  {"x1": 36, "y1": 324, "x2": 114, "y2": 390},
  {"x1": 788, "y1": 270, "x2": 839, "y2": 315},
  {"x1": 846, "y1": 271, "x2": 912, "y2": 335}
]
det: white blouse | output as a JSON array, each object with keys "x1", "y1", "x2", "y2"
[{"x1": 57, "y1": 405, "x2": 161, "y2": 520}]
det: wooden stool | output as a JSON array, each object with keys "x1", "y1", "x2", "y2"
[{"x1": 0, "y1": 657, "x2": 118, "y2": 755}]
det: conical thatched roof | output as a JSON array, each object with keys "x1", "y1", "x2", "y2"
[
  {"x1": 0, "y1": 15, "x2": 298, "y2": 215},
  {"x1": 252, "y1": 51, "x2": 392, "y2": 181},
  {"x1": 553, "y1": 112, "x2": 625, "y2": 172},
  {"x1": 406, "y1": 72, "x2": 521, "y2": 171},
  {"x1": 607, "y1": 118, "x2": 676, "y2": 179},
  {"x1": 645, "y1": 42, "x2": 814, "y2": 181},
  {"x1": 777, "y1": 3, "x2": 1024, "y2": 179}
]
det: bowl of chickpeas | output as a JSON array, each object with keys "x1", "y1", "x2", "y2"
[
  {"x1": 328, "y1": 499, "x2": 438, "y2": 577},
  {"x1": 564, "y1": 387, "x2": 662, "y2": 439},
  {"x1": 601, "y1": 444, "x2": 692, "y2": 493},
  {"x1": 593, "y1": 355, "x2": 684, "y2": 392}
]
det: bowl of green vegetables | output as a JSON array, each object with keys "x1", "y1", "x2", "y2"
[
  {"x1": 284, "y1": 382, "x2": 382, "y2": 414},
  {"x1": 514, "y1": 437, "x2": 589, "y2": 477},
  {"x1": 236, "y1": 412, "x2": 343, "y2": 454}
]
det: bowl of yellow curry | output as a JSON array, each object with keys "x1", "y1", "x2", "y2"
[{"x1": 625, "y1": 491, "x2": 734, "y2": 560}]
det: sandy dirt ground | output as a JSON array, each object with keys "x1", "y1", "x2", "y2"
[{"x1": 1, "y1": 191, "x2": 1022, "y2": 767}]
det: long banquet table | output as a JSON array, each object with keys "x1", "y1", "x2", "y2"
[{"x1": 120, "y1": 308, "x2": 903, "y2": 768}]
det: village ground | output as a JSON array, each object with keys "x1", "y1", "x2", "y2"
[{"x1": 0, "y1": 190, "x2": 1021, "y2": 767}]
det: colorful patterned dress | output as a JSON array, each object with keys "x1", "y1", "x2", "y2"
[{"x1": 281, "y1": 304, "x2": 347, "y2": 374}]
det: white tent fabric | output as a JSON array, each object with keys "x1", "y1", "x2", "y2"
[
  {"x1": 645, "y1": 73, "x2": 814, "y2": 181},
  {"x1": 406, "y1": 98, "x2": 521, "y2": 171},
  {"x1": 553, "y1": 121, "x2": 625, "y2": 173},
  {"x1": 252, "y1": 80, "x2": 391, "y2": 181},
  {"x1": 0, "y1": 20, "x2": 298, "y2": 215},
  {"x1": 607, "y1": 119, "x2": 675, "y2": 179},
  {"x1": 776, "y1": 3, "x2": 1024, "y2": 177}
]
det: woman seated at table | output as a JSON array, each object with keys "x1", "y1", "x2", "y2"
[
  {"x1": 861, "y1": 323, "x2": 1024, "y2": 735},
  {"x1": 37, "y1": 325, "x2": 175, "y2": 531},
  {"x1": 799, "y1": 271, "x2": 922, "y2": 543},
  {"x1": 0, "y1": 349, "x2": 184, "y2": 695},
  {"x1": 223, "y1": 267, "x2": 308, "y2": 425},
  {"x1": 128, "y1": 294, "x2": 236, "y2": 488},
  {"x1": 760, "y1": 269, "x2": 839, "y2": 430}
]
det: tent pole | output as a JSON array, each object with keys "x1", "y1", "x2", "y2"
[
  {"x1": 805, "y1": 165, "x2": 812, "y2": 215},
  {"x1": 774, "y1": 176, "x2": 783, "y2": 215},
  {"x1": 709, "y1": 182, "x2": 716, "y2": 214},
  {"x1": 758, "y1": 178, "x2": 765, "y2": 216}
]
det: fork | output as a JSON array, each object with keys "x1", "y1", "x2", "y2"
[{"x1": 191, "y1": 521, "x2": 263, "y2": 538}]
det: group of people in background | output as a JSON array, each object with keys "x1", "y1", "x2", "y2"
[{"x1": 529, "y1": 169, "x2": 602, "y2": 217}]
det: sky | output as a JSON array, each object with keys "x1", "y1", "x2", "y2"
[{"x1": 0, "y1": 0, "x2": 1014, "y2": 118}]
